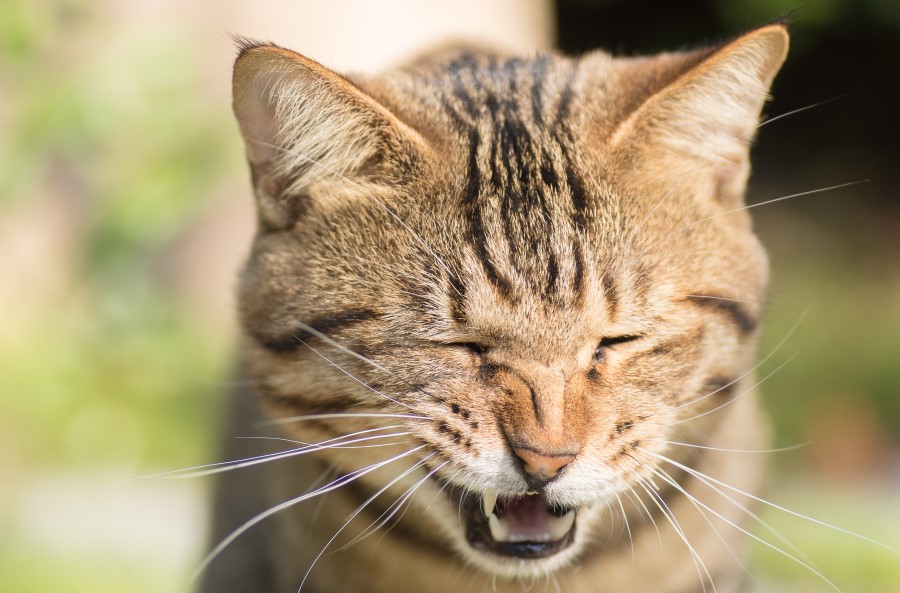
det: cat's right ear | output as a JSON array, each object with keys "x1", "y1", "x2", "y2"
[{"x1": 232, "y1": 41, "x2": 428, "y2": 229}]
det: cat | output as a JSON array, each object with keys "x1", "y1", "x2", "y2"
[{"x1": 200, "y1": 22, "x2": 789, "y2": 593}]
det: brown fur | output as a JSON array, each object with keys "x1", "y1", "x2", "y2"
[{"x1": 202, "y1": 24, "x2": 789, "y2": 593}]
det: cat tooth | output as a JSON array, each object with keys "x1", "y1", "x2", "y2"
[
  {"x1": 488, "y1": 513, "x2": 509, "y2": 541},
  {"x1": 482, "y1": 489, "x2": 498, "y2": 517},
  {"x1": 547, "y1": 511, "x2": 576, "y2": 540}
]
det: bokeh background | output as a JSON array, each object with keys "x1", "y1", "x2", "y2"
[{"x1": 1, "y1": 1, "x2": 897, "y2": 592}]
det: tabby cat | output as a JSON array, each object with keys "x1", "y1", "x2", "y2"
[{"x1": 201, "y1": 23, "x2": 789, "y2": 593}]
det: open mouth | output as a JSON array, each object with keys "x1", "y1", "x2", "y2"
[{"x1": 454, "y1": 488, "x2": 577, "y2": 559}]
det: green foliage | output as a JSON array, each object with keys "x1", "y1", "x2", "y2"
[{"x1": 0, "y1": 4, "x2": 236, "y2": 590}]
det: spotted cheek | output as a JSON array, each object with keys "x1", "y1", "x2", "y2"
[
  {"x1": 611, "y1": 421, "x2": 673, "y2": 485},
  {"x1": 415, "y1": 381, "x2": 491, "y2": 461}
]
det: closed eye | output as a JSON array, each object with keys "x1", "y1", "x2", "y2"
[
  {"x1": 594, "y1": 335, "x2": 642, "y2": 363},
  {"x1": 451, "y1": 342, "x2": 489, "y2": 356}
]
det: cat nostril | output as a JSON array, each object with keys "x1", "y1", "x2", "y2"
[{"x1": 513, "y1": 447, "x2": 576, "y2": 481}]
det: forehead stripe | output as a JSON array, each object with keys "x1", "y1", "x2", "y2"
[
  {"x1": 683, "y1": 295, "x2": 758, "y2": 335},
  {"x1": 252, "y1": 309, "x2": 382, "y2": 353}
]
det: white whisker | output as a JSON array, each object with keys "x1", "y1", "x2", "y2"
[
  {"x1": 642, "y1": 180, "x2": 867, "y2": 257},
  {"x1": 648, "y1": 449, "x2": 814, "y2": 565},
  {"x1": 644, "y1": 457, "x2": 842, "y2": 593},
  {"x1": 649, "y1": 467, "x2": 773, "y2": 593},
  {"x1": 676, "y1": 294, "x2": 760, "y2": 305},
  {"x1": 755, "y1": 96, "x2": 843, "y2": 130},
  {"x1": 637, "y1": 476, "x2": 715, "y2": 593},
  {"x1": 660, "y1": 439, "x2": 811, "y2": 454},
  {"x1": 614, "y1": 491, "x2": 635, "y2": 562},
  {"x1": 661, "y1": 305, "x2": 810, "y2": 414},
  {"x1": 264, "y1": 412, "x2": 428, "y2": 426},
  {"x1": 291, "y1": 321, "x2": 389, "y2": 374},
  {"x1": 297, "y1": 338, "x2": 412, "y2": 408},
  {"x1": 550, "y1": 572, "x2": 563, "y2": 593},
  {"x1": 127, "y1": 426, "x2": 407, "y2": 481},
  {"x1": 672, "y1": 352, "x2": 799, "y2": 425},
  {"x1": 192, "y1": 445, "x2": 426, "y2": 581},
  {"x1": 297, "y1": 455, "x2": 439, "y2": 591},
  {"x1": 236, "y1": 435, "x2": 416, "y2": 450},
  {"x1": 338, "y1": 460, "x2": 449, "y2": 552},
  {"x1": 369, "y1": 198, "x2": 455, "y2": 279},
  {"x1": 175, "y1": 431, "x2": 412, "y2": 480},
  {"x1": 644, "y1": 448, "x2": 900, "y2": 556},
  {"x1": 308, "y1": 461, "x2": 342, "y2": 529}
]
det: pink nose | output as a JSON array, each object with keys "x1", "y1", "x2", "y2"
[{"x1": 513, "y1": 447, "x2": 576, "y2": 480}]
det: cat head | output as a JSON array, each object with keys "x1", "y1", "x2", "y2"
[{"x1": 232, "y1": 24, "x2": 788, "y2": 578}]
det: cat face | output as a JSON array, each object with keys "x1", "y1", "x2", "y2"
[{"x1": 233, "y1": 25, "x2": 786, "y2": 579}]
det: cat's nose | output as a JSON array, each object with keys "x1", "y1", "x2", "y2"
[{"x1": 513, "y1": 447, "x2": 576, "y2": 482}]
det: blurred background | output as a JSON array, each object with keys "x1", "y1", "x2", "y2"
[{"x1": 0, "y1": 1, "x2": 897, "y2": 592}]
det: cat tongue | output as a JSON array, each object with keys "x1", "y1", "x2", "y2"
[
  {"x1": 490, "y1": 494, "x2": 575, "y2": 542},
  {"x1": 503, "y1": 495, "x2": 551, "y2": 535}
]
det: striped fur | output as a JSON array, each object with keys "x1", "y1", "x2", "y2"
[{"x1": 204, "y1": 24, "x2": 789, "y2": 593}]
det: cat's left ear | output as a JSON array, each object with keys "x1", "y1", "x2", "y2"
[
  {"x1": 232, "y1": 41, "x2": 429, "y2": 229},
  {"x1": 609, "y1": 24, "x2": 789, "y2": 205}
]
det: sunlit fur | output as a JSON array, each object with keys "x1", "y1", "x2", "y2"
[{"x1": 205, "y1": 24, "x2": 791, "y2": 593}]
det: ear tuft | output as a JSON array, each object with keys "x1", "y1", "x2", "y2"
[
  {"x1": 230, "y1": 34, "x2": 277, "y2": 58},
  {"x1": 232, "y1": 43, "x2": 424, "y2": 228},
  {"x1": 611, "y1": 24, "x2": 789, "y2": 205}
]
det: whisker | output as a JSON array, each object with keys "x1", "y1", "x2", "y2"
[
  {"x1": 192, "y1": 445, "x2": 426, "y2": 581},
  {"x1": 637, "y1": 476, "x2": 715, "y2": 593},
  {"x1": 644, "y1": 456, "x2": 842, "y2": 593},
  {"x1": 297, "y1": 455, "x2": 439, "y2": 591},
  {"x1": 126, "y1": 426, "x2": 407, "y2": 481},
  {"x1": 550, "y1": 572, "x2": 563, "y2": 593},
  {"x1": 154, "y1": 430, "x2": 410, "y2": 481},
  {"x1": 614, "y1": 491, "x2": 635, "y2": 563},
  {"x1": 379, "y1": 467, "x2": 465, "y2": 547},
  {"x1": 336, "y1": 460, "x2": 449, "y2": 552},
  {"x1": 675, "y1": 294, "x2": 760, "y2": 305},
  {"x1": 661, "y1": 305, "x2": 811, "y2": 414},
  {"x1": 755, "y1": 96, "x2": 843, "y2": 130},
  {"x1": 263, "y1": 412, "x2": 428, "y2": 426},
  {"x1": 646, "y1": 447, "x2": 815, "y2": 565},
  {"x1": 623, "y1": 486, "x2": 662, "y2": 549},
  {"x1": 644, "y1": 448, "x2": 900, "y2": 555},
  {"x1": 604, "y1": 497, "x2": 618, "y2": 543},
  {"x1": 308, "y1": 461, "x2": 342, "y2": 530},
  {"x1": 672, "y1": 352, "x2": 799, "y2": 425},
  {"x1": 418, "y1": 467, "x2": 463, "y2": 518},
  {"x1": 236, "y1": 435, "x2": 416, "y2": 450},
  {"x1": 291, "y1": 322, "x2": 388, "y2": 374},
  {"x1": 659, "y1": 439, "x2": 811, "y2": 454},
  {"x1": 177, "y1": 432, "x2": 413, "y2": 480},
  {"x1": 369, "y1": 198, "x2": 455, "y2": 280},
  {"x1": 297, "y1": 339, "x2": 409, "y2": 409},
  {"x1": 642, "y1": 180, "x2": 867, "y2": 257},
  {"x1": 620, "y1": 94, "x2": 835, "y2": 254},
  {"x1": 648, "y1": 467, "x2": 786, "y2": 593},
  {"x1": 650, "y1": 466, "x2": 756, "y2": 586}
]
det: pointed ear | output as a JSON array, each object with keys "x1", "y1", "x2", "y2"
[
  {"x1": 609, "y1": 24, "x2": 789, "y2": 205},
  {"x1": 232, "y1": 42, "x2": 427, "y2": 228}
]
